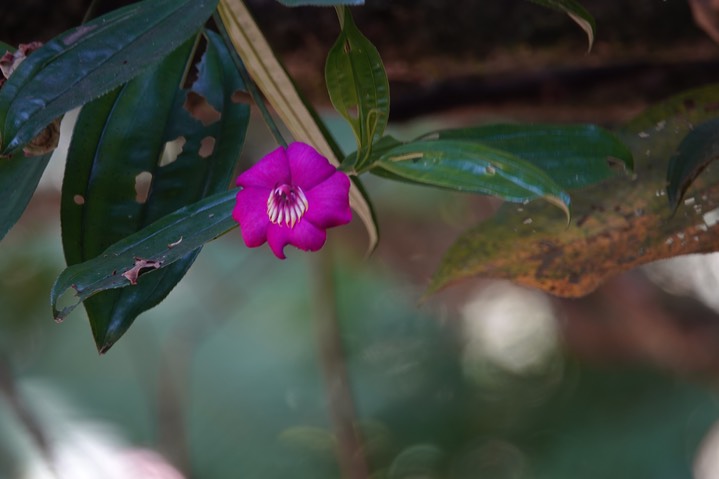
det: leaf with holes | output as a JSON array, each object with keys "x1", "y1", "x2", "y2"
[
  {"x1": 373, "y1": 139, "x2": 571, "y2": 218},
  {"x1": 325, "y1": 6, "x2": 389, "y2": 171},
  {"x1": 0, "y1": 0, "x2": 218, "y2": 155},
  {"x1": 428, "y1": 84, "x2": 719, "y2": 298},
  {"x1": 60, "y1": 31, "x2": 249, "y2": 352},
  {"x1": 53, "y1": 189, "x2": 237, "y2": 330},
  {"x1": 527, "y1": 0, "x2": 596, "y2": 51}
]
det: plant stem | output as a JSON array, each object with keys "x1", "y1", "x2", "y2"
[{"x1": 312, "y1": 250, "x2": 370, "y2": 479}]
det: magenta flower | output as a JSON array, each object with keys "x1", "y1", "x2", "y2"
[{"x1": 232, "y1": 142, "x2": 352, "y2": 259}]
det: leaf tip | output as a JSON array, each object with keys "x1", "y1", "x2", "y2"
[
  {"x1": 544, "y1": 193, "x2": 572, "y2": 225},
  {"x1": 97, "y1": 343, "x2": 113, "y2": 355},
  {"x1": 50, "y1": 282, "x2": 80, "y2": 324}
]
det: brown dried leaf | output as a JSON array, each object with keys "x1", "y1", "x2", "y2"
[{"x1": 429, "y1": 85, "x2": 719, "y2": 297}]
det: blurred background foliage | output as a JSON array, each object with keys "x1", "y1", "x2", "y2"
[{"x1": 3, "y1": 0, "x2": 719, "y2": 478}]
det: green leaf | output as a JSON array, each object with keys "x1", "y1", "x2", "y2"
[
  {"x1": 428, "y1": 84, "x2": 719, "y2": 298},
  {"x1": 527, "y1": 0, "x2": 596, "y2": 50},
  {"x1": 275, "y1": 0, "x2": 363, "y2": 5},
  {"x1": 59, "y1": 31, "x2": 249, "y2": 352},
  {"x1": 0, "y1": 42, "x2": 53, "y2": 241},
  {"x1": 430, "y1": 124, "x2": 633, "y2": 189},
  {"x1": 52, "y1": 189, "x2": 237, "y2": 329},
  {"x1": 325, "y1": 6, "x2": 389, "y2": 171},
  {"x1": 373, "y1": 139, "x2": 571, "y2": 217},
  {"x1": 0, "y1": 0, "x2": 219, "y2": 155},
  {"x1": 218, "y1": 0, "x2": 379, "y2": 253},
  {"x1": 0, "y1": 152, "x2": 52, "y2": 241},
  {"x1": 666, "y1": 118, "x2": 719, "y2": 209}
]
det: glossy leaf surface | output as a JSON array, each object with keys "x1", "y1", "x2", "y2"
[
  {"x1": 59, "y1": 32, "x2": 249, "y2": 352},
  {"x1": 0, "y1": 0, "x2": 218, "y2": 155},
  {"x1": 0, "y1": 152, "x2": 51, "y2": 241},
  {"x1": 53, "y1": 190, "x2": 237, "y2": 328},
  {"x1": 527, "y1": 0, "x2": 596, "y2": 50},
  {"x1": 429, "y1": 84, "x2": 719, "y2": 297},
  {"x1": 325, "y1": 6, "x2": 389, "y2": 171},
  {"x1": 431, "y1": 124, "x2": 633, "y2": 189},
  {"x1": 0, "y1": 42, "x2": 53, "y2": 241},
  {"x1": 374, "y1": 139, "x2": 571, "y2": 217}
]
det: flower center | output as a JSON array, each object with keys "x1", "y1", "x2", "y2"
[{"x1": 266, "y1": 184, "x2": 309, "y2": 228}]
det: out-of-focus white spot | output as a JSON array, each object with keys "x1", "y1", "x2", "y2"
[
  {"x1": 460, "y1": 282, "x2": 559, "y2": 375},
  {"x1": 703, "y1": 207, "x2": 719, "y2": 227},
  {"x1": 644, "y1": 253, "x2": 719, "y2": 313},
  {"x1": 36, "y1": 109, "x2": 78, "y2": 191},
  {"x1": 3, "y1": 380, "x2": 185, "y2": 479},
  {"x1": 695, "y1": 420, "x2": 719, "y2": 479}
]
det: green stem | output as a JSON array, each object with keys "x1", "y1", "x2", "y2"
[{"x1": 212, "y1": 12, "x2": 287, "y2": 148}]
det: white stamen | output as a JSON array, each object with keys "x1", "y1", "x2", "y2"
[{"x1": 267, "y1": 184, "x2": 309, "y2": 228}]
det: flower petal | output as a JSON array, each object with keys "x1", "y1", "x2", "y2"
[
  {"x1": 266, "y1": 224, "x2": 290, "y2": 259},
  {"x1": 266, "y1": 220, "x2": 327, "y2": 259},
  {"x1": 304, "y1": 172, "x2": 352, "y2": 229},
  {"x1": 237, "y1": 146, "x2": 290, "y2": 188},
  {"x1": 233, "y1": 186, "x2": 271, "y2": 247},
  {"x1": 287, "y1": 142, "x2": 336, "y2": 190}
]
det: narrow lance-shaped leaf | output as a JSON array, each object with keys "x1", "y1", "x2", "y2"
[
  {"x1": 666, "y1": 117, "x2": 719, "y2": 209},
  {"x1": 52, "y1": 190, "x2": 238, "y2": 323},
  {"x1": 526, "y1": 0, "x2": 596, "y2": 51},
  {"x1": 0, "y1": 0, "x2": 219, "y2": 155},
  {"x1": 59, "y1": 31, "x2": 250, "y2": 352},
  {"x1": 429, "y1": 124, "x2": 633, "y2": 189},
  {"x1": 374, "y1": 139, "x2": 571, "y2": 218},
  {"x1": 325, "y1": 5, "x2": 389, "y2": 171},
  {"x1": 217, "y1": 0, "x2": 379, "y2": 253}
]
